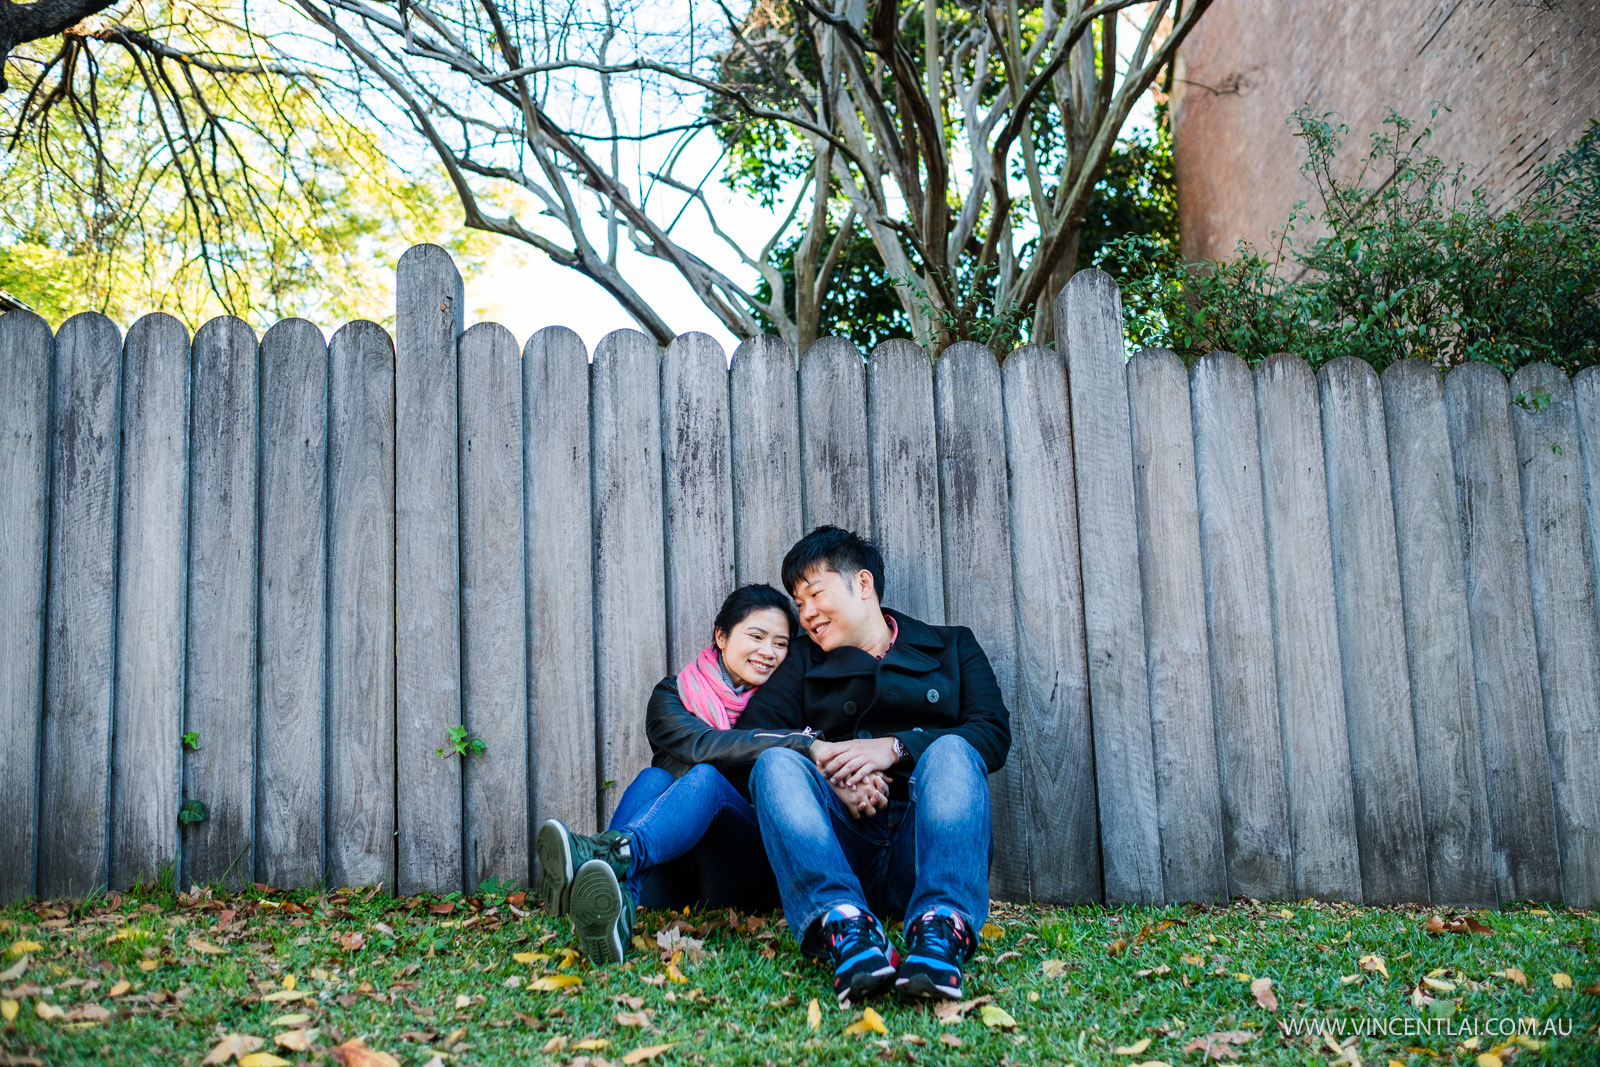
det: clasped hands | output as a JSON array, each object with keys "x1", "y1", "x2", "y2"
[{"x1": 808, "y1": 737, "x2": 899, "y2": 819}]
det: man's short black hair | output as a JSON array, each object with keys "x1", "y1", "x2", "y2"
[{"x1": 781, "y1": 525, "x2": 886, "y2": 602}]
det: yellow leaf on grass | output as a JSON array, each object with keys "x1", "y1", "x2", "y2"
[
  {"x1": 138, "y1": 959, "x2": 159, "y2": 972},
  {"x1": 238, "y1": 1055, "x2": 291, "y2": 1067},
  {"x1": 573, "y1": 1038, "x2": 610, "y2": 1050},
  {"x1": 1359, "y1": 954, "x2": 1388, "y2": 978},
  {"x1": 1042, "y1": 959, "x2": 1068, "y2": 977},
  {"x1": 1476, "y1": 1055, "x2": 1503, "y2": 1067},
  {"x1": 259, "y1": 989, "x2": 307, "y2": 1002},
  {"x1": 108, "y1": 979, "x2": 132, "y2": 997},
  {"x1": 1496, "y1": 967, "x2": 1528, "y2": 986},
  {"x1": 1277, "y1": 909, "x2": 1294, "y2": 919},
  {"x1": 326, "y1": 1037, "x2": 401, "y2": 1067},
  {"x1": 270, "y1": 1014, "x2": 310, "y2": 1027},
  {"x1": 979, "y1": 923, "x2": 1004, "y2": 940},
  {"x1": 529, "y1": 974, "x2": 583, "y2": 991},
  {"x1": 1340, "y1": 975, "x2": 1362, "y2": 985},
  {"x1": 202, "y1": 1034, "x2": 266, "y2": 1064},
  {"x1": 281, "y1": 974, "x2": 296, "y2": 991},
  {"x1": 274, "y1": 1031, "x2": 313, "y2": 1051},
  {"x1": 189, "y1": 937, "x2": 227, "y2": 955},
  {"x1": 34, "y1": 1002, "x2": 63, "y2": 1021},
  {"x1": 1231, "y1": 973, "x2": 1253, "y2": 983},
  {"x1": 1, "y1": 999, "x2": 17, "y2": 1022},
  {"x1": 939, "y1": 1034, "x2": 963, "y2": 1047},
  {"x1": 1390, "y1": 1061, "x2": 1406, "y2": 1067},
  {"x1": 979, "y1": 1005, "x2": 1016, "y2": 1030},
  {"x1": 806, "y1": 998, "x2": 821, "y2": 1031},
  {"x1": 622, "y1": 1043, "x2": 677, "y2": 1064},
  {"x1": 1251, "y1": 976, "x2": 1278, "y2": 1012},
  {"x1": 1114, "y1": 1037, "x2": 1152, "y2": 1055},
  {"x1": 844, "y1": 1006, "x2": 889, "y2": 1035},
  {"x1": 1422, "y1": 977, "x2": 1456, "y2": 991},
  {"x1": 1180, "y1": 954, "x2": 1204, "y2": 966},
  {"x1": 1551, "y1": 973, "x2": 1573, "y2": 989},
  {"x1": 0, "y1": 956, "x2": 28, "y2": 982},
  {"x1": 512, "y1": 951, "x2": 548, "y2": 964},
  {"x1": 7, "y1": 941, "x2": 42, "y2": 956},
  {"x1": 664, "y1": 962, "x2": 689, "y2": 984}
]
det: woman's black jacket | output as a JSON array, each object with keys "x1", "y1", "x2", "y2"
[{"x1": 645, "y1": 676, "x2": 815, "y2": 794}]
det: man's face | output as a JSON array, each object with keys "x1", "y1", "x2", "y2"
[{"x1": 791, "y1": 565, "x2": 877, "y2": 652}]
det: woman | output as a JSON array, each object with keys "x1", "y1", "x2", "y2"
[{"x1": 538, "y1": 584, "x2": 878, "y2": 964}]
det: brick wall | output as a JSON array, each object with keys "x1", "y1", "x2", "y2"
[{"x1": 1171, "y1": 0, "x2": 1600, "y2": 262}]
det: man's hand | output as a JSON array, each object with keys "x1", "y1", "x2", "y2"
[
  {"x1": 816, "y1": 737, "x2": 899, "y2": 787},
  {"x1": 830, "y1": 770, "x2": 890, "y2": 819}
]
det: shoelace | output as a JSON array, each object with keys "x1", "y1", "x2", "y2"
[
  {"x1": 827, "y1": 914, "x2": 883, "y2": 957},
  {"x1": 910, "y1": 912, "x2": 963, "y2": 960}
]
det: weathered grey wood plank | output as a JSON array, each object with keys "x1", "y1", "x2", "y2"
[
  {"x1": 1190, "y1": 352, "x2": 1293, "y2": 902},
  {"x1": 327, "y1": 320, "x2": 396, "y2": 889},
  {"x1": 459, "y1": 322, "x2": 529, "y2": 890},
  {"x1": 730, "y1": 336, "x2": 802, "y2": 589},
  {"x1": 867, "y1": 339, "x2": 944, "y2": 621},
  {"x1": 395, "y1": 244, "x2": 464, "y2": 893},
  {"x1": 184, "y1": 316, "x2": 259, "y2": 889},
  {"x1": 110, "y1": 314, "x2": 190, "y2": 890},
  {"x1": 524, "y1": 327, "x2": 597, "y2": 839},
  {"x1": 1318, "y1": 357, "x2": 1429, "y2": 903},
  {"x1": 592, "y1": 330, "x2": 667, "y2": 825},
  {"x1": 39, "y1": 313, "x2": 122, "y2": 897},
  {"x1": 797, "y1": 337, "x2": 870, "y2": 535},
  {"x1": 1255, "y1": 354, "x2": 1361, "y2": 900},
  {"x1": 1510, "y1": 363, "x2": 1600, "y2": 907},
  {"x1": 1443, "y1": 361, "x2": 1561, "y2": 902},
  {"x1": 1127, "y1": 349, "x2": 1227, "y2": 902},
  {"x1": 256, "y1": 319, "x2": 327, "y2": 889},
  {"x1": 1001, "y1": 343, "x2": 1099, "y2": 902},
  {"x1": 935, "y1": 342, "x2": 1022, "y2": 898},
  {"x1": 1579, "y1": 366, "x2": 1600, "y2": 624},
  {"x1": 1059, "y1": 270, "x2": 1163, "y2": 904},
  {"x1": 1380, "y1": 360, "x2": 1495, "y2": 905},
  {"x1": 0, "y1": 311, "x2": 54, "y2": 901},
  {"x1": 662, "y1": 332, "x2": 735, "y2": 670}
]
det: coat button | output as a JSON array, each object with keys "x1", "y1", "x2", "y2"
[
  {"x1": 857, "y1": 730, "x2": 871, "y2": 739},
  {"x1": 843, "y1": 700, "x2": 857, "y2": 715},
  {"x1": 926, "y1": 688, "x2": 940, "y2": 703}
]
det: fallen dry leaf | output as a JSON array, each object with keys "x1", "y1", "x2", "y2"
[
  {"x1": 979, "y1": 923, "x2": 1004, "y2": 940},
  {"x1": 572, "y1": 1038, "x2": 610, "y2": 1050},
  {"x1": 33, "y1": 1003, "x2": 63, "y2": 1021},
  {"x1": 326, "y1": 1037, "x2": 401, "y2": 1067},
  {"x1": 529, "y1": 975, "x2": 583, "y2": 992},
  {"x1": 1476, "y1": 1055, "x2": 1503, "y2": 1067},
  {"x1": 274, "y1": 1031, "x2": 313, "y2": 1052},
  {"x1": 1251, "y1": 976, "x2": 1278, "y2": 1012},
  {"x1": 541, "y1": 1036, "x2": 566, "y2": 1053},
  {"x1": 1425, "y1": 914, "x2": 1494, "y2": 935},
  {"x1": 188, "y1": 937, "x2": 227, "y2": 956},
  {"x1": 932, "y1": 994, "x2": 991, "y2": 1024},
  {"x1": 65, "y1": 1003, "x2": 110, "y2": 1023},
  {"x1": 237, "y1": 1055, "x2": 291, "y2": 1067},
  {"x1": 1183, "y1": 1030, "x2": 1256, "y2": 1061},
  {"x1": 202, "y1": 1034, "x2": 267, "y2": 1065},
  {"x1": 1107, "y1": 938, "x2": 1128, "y2": 957},
  {"x1": 939, "y1": 1034, "x2": 963, "y2": 1048},
  {"x1": 843, "y1": 1006, "x2": 889, "y2": 1035},
  {"x1": 1180, "y1": 954, "x2": 1204, "y2": 966},
  {"x1": 0, "y1": 999, "x2": 16, "y2": 1022},
  {"x1": 979, "y1": 1004, "x2": 1016, "y2": 1030},
  {"x1": 340, "y1": 931, "x2": 365, "y2": 953},
  {"x1": 615, "y1": 1011, "x2": 652, "y2": 1028},
  {"x1": 6, "y1": 942, "x2": 42, "y2": 957},
  {"x1": 1495, "y1": 967, "x2": 1528, "y2": 987},
  {"x1": 107, "y1": 979, "x2": 131, "y2": 998},
  {"x1": 259, "y1": 989, "x2": 307, "y2": 1003},
  {"x1": 1114, "y1": 1037, "x2": 1153, "y2": 1055},
  {"x1": 621, "y1": 1044, "x2": 676, "y2": 1064},
  {"x1": 1583, "y1": 981, "x2": 1600, "y2": 996},
  {"x1": 1359, "y1": 954, "x2": 1388, "y2": 978},
  {"x1": 513, "y1": 951, "x2": 550, "y2": 964},
  {"x1": 1136, "y1": 964, "x2": 1173, "y2": 978},
  {"x1": 1551, "y1": 973, "x2": 1573, "y2": 990},
  {"x1": 806, "y1": 998, "x2": 821, "y2": 1031},
  {"x1": 0, "y1": 957, "x2": 26, "y2": 982},
  {"x1": 1041, "y1": 959, "x2": 1068, "y2": 978}
]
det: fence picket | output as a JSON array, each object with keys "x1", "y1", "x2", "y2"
[
  {"x1": 183, "y1": 316, "x2": 259, "y2": 888},
  {"x1": 459, "y1": 323, "x2": 529, "y2": 889},
  {"x1": 0, "y1": 311, "x2": 54, "y2": 901},
  {"x1": 327, "y1": 320, "x2": 397, "y2": 889},
  {"x1": 1509, "y1": 363, "x2": 1600, "y2": 907},
  {"x1": 524, "y1": 327, "x2": 597, "y2": 838},
  {"x1": 1444, "y1": 361, "x2": 1562, "y2": 903},
  {"x1": 798, "y1": 337, "x2": 870, "y2": 534},
  {"x1": 868, "y1": 340, "x2": 944, "y2": 622},
  {"x1": 1001, "y1": 344, "x2": 1099, "y2": 902},
  {"x1": 730, "y1": 336, "x2": 802, "y2": 588},
  {"x1": 256, "y1": 319, "x2": 328, "y2": 889},
  {"x1": 1127, "y1": 349, "x2": 1227, "y2": 902},
  {"x1": 395, "y1": 245, "x2": 465, "y2": 894},
  {"x1": 935, "y1": 342, "x2": 1022, "y2": 898},
  {"x1": 1318, "y1": 357, "x2": 1429, "y2": 903},
  {"x1": 1190, "y1": 352, "x2": 1292, "y2": 901},
  {"x1": 663, "y1": 333, "x2": 735, "y2": 672},
  {"x1": 111, "y1": 314, "x2": 190, "y2": 890},
  {"x1": 1255, "y1": 354, "x2": 1361, "y2": 900},
  {"x1": 593, "y1": 330, "x2": 667, "y2": 825},
  {"x1": 1061, "y1": 270, "x2": 1163, "y2": 903},
  {"x1": 1381, "y1": 360, "x2": 1495, "y2": 905}
]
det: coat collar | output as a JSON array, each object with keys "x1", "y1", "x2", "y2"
[{"x1": 805, "y1": 608, "x2": 942, "y2": 679}]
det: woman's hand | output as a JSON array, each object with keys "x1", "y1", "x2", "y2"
[
  {"x1": 829, "y1": 770, "x2": 890, "y2": 820},
  {"x1": 809, "y1": 738, "x2": 842, "y2": 765}
]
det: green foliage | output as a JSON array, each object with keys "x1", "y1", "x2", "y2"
[
  {"x1": 1107, "y1": 110, "x2": 1600, "y2": 375},
  {"x1": 178, "y1": 800, "x2": 207, "y2": 826},
  {"x1": 436, "y1": 724, "x2": 486, "y2": 759},
  {"x1": 1075, "y1": 107, "x2": 1180, "y2": 277},
  {"x1": 182, "y1": 731, "x2": 200, "y2": 752},
  {"x1": 752, "y1": 223, "x2": 911, "y2": 352},
  {"x1": 893, "y1": 264, "x2": 1031, "y2": 353}
]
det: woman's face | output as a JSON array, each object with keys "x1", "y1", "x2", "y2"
[{"x1": 715, "y1": 607, "x2": 792, "y2": 687}]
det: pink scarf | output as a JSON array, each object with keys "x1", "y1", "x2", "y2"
[{"x1": 677, "y1": 644, "x2": 755, "y2": 730}]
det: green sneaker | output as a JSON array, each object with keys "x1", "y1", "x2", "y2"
[
  {"x1": 569, "y1": 858, "x2": 633, "y2": 965},
  {"x1": 537, "y1": 820, "x2": 631, "y2": 916}
]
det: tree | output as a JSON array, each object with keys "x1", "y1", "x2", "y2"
[
  {"x1": 0, "y1": 0, "x2": 116, "y2": 91},
  {"x1": 291, "y1": 0, "x2": 1211, "y2": 351}
]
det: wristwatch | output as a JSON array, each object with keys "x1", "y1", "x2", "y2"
[{"x1": 890, "y1": 736, "x2": 909, "y2": 766}]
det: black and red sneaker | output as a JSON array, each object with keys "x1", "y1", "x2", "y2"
[
  {"x1": 818, "y1": 904, "x2": 899, "y2": 1004},
  {"x1": 895, "y1": 906, "x2": 976, "y2": 1000}
]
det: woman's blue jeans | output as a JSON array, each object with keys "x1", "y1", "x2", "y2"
[{"x1": 607, "y1": 764, "x2": 779, "y2": 911}]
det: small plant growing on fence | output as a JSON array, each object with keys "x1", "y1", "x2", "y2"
[
  {"x1": 182, "y1": 731, "x2": 200, "y2": 751},
  {"x1": 436, "y1": 725, "x2": 486, "y2": 759},
  {"x1": 178, "y1": 800, "x2": 207, "y2": 826}
]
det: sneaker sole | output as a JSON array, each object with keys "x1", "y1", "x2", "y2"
[
  {"x1": 570, "y1": 859, "x2": 626, "y2": 965},
  {"x1": 537, "y1": 820, "x2": 575, "y2": 916},
  {"x1": 839, "y1": 963, "x2": 897, "y2": 1004},
  {"x1": 895, "y1": 972, "x2": 962, "y2": 1001}
]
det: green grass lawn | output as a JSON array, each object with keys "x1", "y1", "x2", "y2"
[{"x1": 1, "y1": 883, "x2": 1594, "y2": 1067}]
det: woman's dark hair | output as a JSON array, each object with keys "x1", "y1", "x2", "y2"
[{"x1": 713, "y1": 583, "x2": 799, "y2": 640}]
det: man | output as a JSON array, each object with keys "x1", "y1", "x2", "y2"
[{"x1": 739, "y1": 526, "x2": 1010, "y2": 1003}]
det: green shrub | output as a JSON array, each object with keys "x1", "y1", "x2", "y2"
[{"x1": 1106, "y1": 109, "x2": 1600, "y2": 375}]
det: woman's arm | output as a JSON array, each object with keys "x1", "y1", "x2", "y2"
[{"x1": 645, "y1": 678, "x2": 817, "y2": 770}]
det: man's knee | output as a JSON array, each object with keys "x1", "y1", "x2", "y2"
[
  {"x1": 919, "y1": 734, "x2": 984, "y2": 776},
  {"x1": 911, "y1": 735, "x2": 988, "y2": 816}
]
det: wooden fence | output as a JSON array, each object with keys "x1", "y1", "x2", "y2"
[{"x1": 2, "y1": 245, "x2": 1598, "y2": 908}]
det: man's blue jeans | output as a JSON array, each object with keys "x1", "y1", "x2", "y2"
[
  {"x1": 748, "y1": 734, "x2": 992, "y2": 951},
  {"x1": 608, "y1": 764, "x2": 779, "y2": 911}
]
